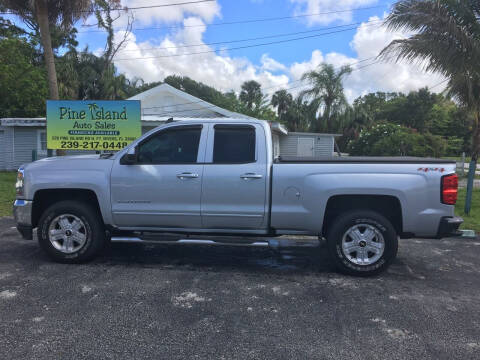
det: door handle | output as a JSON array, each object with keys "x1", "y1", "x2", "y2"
[
  {"x1": 240, "y1": 173, "x2": 263, "y2": 180},
  {"x1": 177, "y1": 172, "x2": 199, "y2": 179}
]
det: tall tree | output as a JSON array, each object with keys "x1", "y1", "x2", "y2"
[
  {"x1": 239, "y1": 80, "x2": 263, "y2": 110},
  {"x1": 101, "y1": 64, "x2": 129, "y2": 100},
  {"x1": 90, "y1": 0, "x2": 131, "y2": 74},
  {"x1": 0, "y1": 17, "x2": 27, "y2": 38},
  {"x1": 0, "y1": 0, "x2": 93, "y2": 100},
  {"x1": 379, "y1": 0, "x2": 480, "y2": 213},
  {"x1": 0, "y1": 36, "x2": 48, "y2": 117},
  {"x1": 283, "y1": 96, "x2": 316, "y2": 132},
  {"x1": 271, "y1": 89, "x2": 293, "y2": 118},
  {"x1": 300, "y1": 63, "x2": 352, "y2": 132}
]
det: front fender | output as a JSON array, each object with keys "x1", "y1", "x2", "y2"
[{"x1": 25, "y1": 169, "x2": 113, "y2": 225}]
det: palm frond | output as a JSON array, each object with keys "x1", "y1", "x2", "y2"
[{"x1": 380, "y1": 0, "x2": 480, "y2": 77}]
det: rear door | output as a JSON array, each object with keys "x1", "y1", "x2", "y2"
[{"x1": 201, "y1": 124, "x2": 268, "y2": 229}]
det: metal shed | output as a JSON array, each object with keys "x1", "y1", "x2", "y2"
[{"x1": 279, "y1": 132, "x2": 340, "y2": 158}]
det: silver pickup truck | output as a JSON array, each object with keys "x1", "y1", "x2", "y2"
[{"x1": 13, "y1": 119, "x2": 462, "y2": 275}]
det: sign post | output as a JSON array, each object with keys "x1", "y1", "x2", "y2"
[{"x1": 46, "y1": 100, "x2": 141, "y2": 151}]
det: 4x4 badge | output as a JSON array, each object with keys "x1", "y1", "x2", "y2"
[{"x1": 417, "y1": 167, "x2": 445, "y2": 172}]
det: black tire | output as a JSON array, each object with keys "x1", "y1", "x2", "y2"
[
  {"x1": 326, "y1": 210, "x2": 398, "y2": 276},
  {"x1": 37, "y1": 200, "x2": 105, "y2": 263}
]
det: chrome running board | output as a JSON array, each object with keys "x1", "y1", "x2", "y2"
[{"x1": 110, "y1": 235, "x2": 320, "y2": 248}]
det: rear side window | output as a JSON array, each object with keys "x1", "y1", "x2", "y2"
[
  {"x1": 137, "y1": 127, "x2": 201, "y2": 164},
  {"x1": 213, "y1": 126, "x2": 256, "y2": 163}
]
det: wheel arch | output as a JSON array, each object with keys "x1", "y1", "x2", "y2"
[
  {"x1": 32, "y1": 189, "x2": 105, "y2": 228},
  {"x1": 322, "y1": 194, "x2": 403, "y2": 237}
]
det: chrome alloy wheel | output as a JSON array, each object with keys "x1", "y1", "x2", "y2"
[
  {"x1": 48, "y1": 214, "x2": 88, "y2": 254},
  {"x1": 341, "y1": 224, "x2": 385, "y2": 266}
]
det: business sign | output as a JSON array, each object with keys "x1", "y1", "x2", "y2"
[{"x1": 46, "y1": 100, "x2": 141, "y2": 150}]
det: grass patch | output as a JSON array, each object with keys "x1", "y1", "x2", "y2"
[
  {"x1": 457, "y1": 173, "x2": 480, "y2": 180},
  {"x1": 455, "y1": 188, "x2": 480, "y2": 234},
  {"x1": 0, "y1": 172, "x2": 16, "y2": 217}
]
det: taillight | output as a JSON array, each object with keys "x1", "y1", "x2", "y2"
[{"x1": 441, "y1": 174, "x2": 458, "y2": 205}]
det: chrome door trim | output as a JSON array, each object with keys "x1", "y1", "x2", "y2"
[
  {"x1": 202, "y1": 213, "x2": 264, "y2": 218},
  {"x1": 112, "y1": 211, "x2": 198, "y2": 216}
]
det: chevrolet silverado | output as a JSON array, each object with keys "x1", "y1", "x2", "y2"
[{"x1": 13, "y1": 119, "x2": 463, "y2": 275}]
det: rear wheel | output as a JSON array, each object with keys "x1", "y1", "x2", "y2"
[
  {"x1": 326, "y1": 210, "x2": 398, "y2": 276},
  {"x1": 37, "y1": 201, "x2": 105, "y2": 263}
]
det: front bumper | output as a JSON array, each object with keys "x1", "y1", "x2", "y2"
[
  {"x1": 13, "y1": 200, "x2": 33, "y2": 240},
  {"x1": 436, "y1": 216, "x2": 463, "y2": 238}
]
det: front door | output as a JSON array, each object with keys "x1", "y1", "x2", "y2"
[
  {"x1": 110, "y1": 124, "x2": 206, "y2": 228},
  {"x1": 201, "y1": 124, "x2": 268, "y2": 229},
  {"x1": 297, "y1": 137, "x2": 314, "y2": 157}
]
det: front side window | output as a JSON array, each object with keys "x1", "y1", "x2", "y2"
[
  {"x1": 213, "y1": 126, "x2": 256, "y2": 163},
  {"x1": 137, "y1": 126, "x2": 201, "y2": 164}
]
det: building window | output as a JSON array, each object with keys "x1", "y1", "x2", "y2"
[{"x1": 37, "y1": 130, "x2": 47, "y2": 155}]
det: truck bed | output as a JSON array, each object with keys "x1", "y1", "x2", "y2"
[{"x1": 275, "y1": 156, "x2": 456, "y2": 164}]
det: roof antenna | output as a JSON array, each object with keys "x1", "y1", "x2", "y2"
[{"x1": 166, "y1": 117, "x2": 174, "y2": 123}]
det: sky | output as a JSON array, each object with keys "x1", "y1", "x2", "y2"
[{"x1": 12, "y1": 0, "x2": 448, "y2": 102}]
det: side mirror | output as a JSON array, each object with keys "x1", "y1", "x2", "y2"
[{"x1": 120, "y1": 147, "x2": 138, "y2": 165}]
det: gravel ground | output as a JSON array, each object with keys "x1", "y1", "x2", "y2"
[{"x1": 0, "y1": 217, "x2": 479, "y2": 360}]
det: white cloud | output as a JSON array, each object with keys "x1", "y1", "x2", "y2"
[
  {"x1": 284, "y1": 16, "x2": 447, "y2": 101},
  {"x1": 112, "y1": 11, "x2": 446, "y2": 103},
  {"x1": 289, "y1": 49, "x2": 324, "y2": 81},
  {"x1": 261, "y1": 54, "x2": 287, "y2": 72},
  {"x1": 113, "y1": 17, "x2": 289, "y2": 93},
  {"x1": 114, "y1": 0, "x2": 221, "y2": 27},
  {"x1": 343, "y1": 16, "x2": 446, "y2": 100},
  {"x1": 290, "y1": 0, "x2": 378, "y2": 26}
]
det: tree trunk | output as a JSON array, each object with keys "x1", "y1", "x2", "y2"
[
  {"x1": 35, "y1": 0, "x2": 59, "y2": 100},
  {"x1": 324, "y1": 102, "x2": 332, "y2": 133},
  {"x1": 464, "y1": 111, "x2": 480, "y2": 214},
  {"x1": 472, "y1": 111, "x2": 480, "y2": 162},
  {"x1": 35, "y1": 0, "x2": 65, "y2": 156}
]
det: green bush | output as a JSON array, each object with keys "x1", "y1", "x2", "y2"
[{"x1": 347, "y1": 123, "x2": 447, "y2": 157}]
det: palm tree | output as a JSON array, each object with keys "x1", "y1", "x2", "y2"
[
  {"x1": 0, "y1": 0, "x2": 94, "y2": 100},
  {"x1": 283, "y1": 96, "x2": 316, "y2": 131},
  {"x1": 271, "y1": 89, "x2": 293, "y2": 118},
  {"x1": 239, "y1": 80, "x2": 263, "y2": 110},
  {"x1": 379, "y1": 0, "x2": 480, "y2": 213},
  {"x1": 56, "y1": 48, "x2": 80, "y2": 99},
  {"x1": 300, "y1": 63, "x2": 352, "y2": 132},
  {"x1": 101, "y1": 65, "x2": 129, "y2": 100},
  {"x1": 77, "y1": 49, "x2": 104, "y2": 100}
]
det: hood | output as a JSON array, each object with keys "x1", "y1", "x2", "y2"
[
  {"x1": 21, "y1": 154, "x2": 111, "y2": 172},
  {"x1": 36, "y1": 154, "x2": 102, "y2": 163}
]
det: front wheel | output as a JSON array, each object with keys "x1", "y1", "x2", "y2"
[
  {"x1": 326, "y1": 210, "x2": 398, "y2": 276},
  {"x1": 37, "y1": 200, "x2": 106, "y2": 263}
]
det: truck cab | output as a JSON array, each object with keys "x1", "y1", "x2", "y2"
[{"x1": 111, "y1": 120, "x2": 272, "y2": 232}]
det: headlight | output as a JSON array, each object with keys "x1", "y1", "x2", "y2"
[{"x1": 16, "y1": 168, "x2": 25, "y2": 197}]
